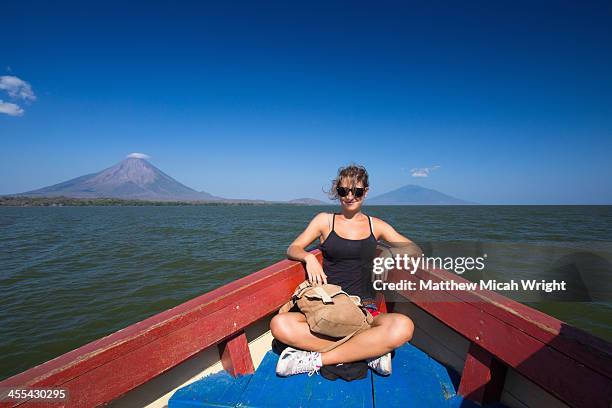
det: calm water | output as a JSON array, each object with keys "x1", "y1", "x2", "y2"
[{"x1": 1, "y1": 205, "x2": 611, "y2": 380}]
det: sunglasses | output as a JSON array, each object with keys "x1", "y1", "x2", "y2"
[{"x1": 336, "y1": 186, "x2": 366, "y2": 198}]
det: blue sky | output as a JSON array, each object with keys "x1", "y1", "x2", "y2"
[{"x1": 1, "y1": 1, "x2": 611, "y2": 204}]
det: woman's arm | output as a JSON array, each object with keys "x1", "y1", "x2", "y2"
[{"x1": 287, "y1": 212, "x2": 328, "y2": 284}]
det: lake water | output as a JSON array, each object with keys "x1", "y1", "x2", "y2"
[{"x1": 1, "y1": 205, "x2": 611, "y2": 380}]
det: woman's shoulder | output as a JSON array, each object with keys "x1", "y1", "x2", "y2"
[
  {"x1": 368, "y1": 216, "x2": 394, "y2": 235},
  {"x1": 311, "y1": 212, "x2": 334, "y2": 225},
  {"x1": 368, "y1": 215, "x2": 387, "y2": 226}
]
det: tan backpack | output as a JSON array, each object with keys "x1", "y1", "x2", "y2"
[{"x1": 278, "y1": 281, "x2": 374, "y2": 352}]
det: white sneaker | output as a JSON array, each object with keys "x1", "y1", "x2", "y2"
[
  {"x1": 367, "y1": 352, "x2": 392, "y2": 375},
  {"x1": 276, "y1": 347, "x2": 323, "y2": 377}
]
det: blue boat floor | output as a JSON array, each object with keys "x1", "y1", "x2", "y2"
[{"x1": 169, "y1": 343, "x2": 504, "y2": 408}]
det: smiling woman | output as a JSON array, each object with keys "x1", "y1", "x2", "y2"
[
  {"x1": 326, "y1": 164, "x2": 370, "y2": 204},
  {"x1": 270, "y1": 164, "x2": 422, "y2": 377}
]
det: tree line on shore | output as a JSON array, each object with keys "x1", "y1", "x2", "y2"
[{"x1": 0, "y1": 196, "x2": 279, "y2": 207}]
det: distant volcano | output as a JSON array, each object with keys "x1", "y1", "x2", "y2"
[
  {"x1": 17, "y1": 155, "x2": 221, "y2": 201},
  {"x1": 367, "y1": 184, "x2": 474, "y2": 205}
]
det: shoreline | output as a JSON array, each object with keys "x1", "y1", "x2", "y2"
[{"x1": 0, "y1": 196, "x2": 333, "y2": 207}]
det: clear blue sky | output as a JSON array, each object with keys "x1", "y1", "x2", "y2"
[{"x1": 1, "y1": 1, "x2": 611, "y2": 204}]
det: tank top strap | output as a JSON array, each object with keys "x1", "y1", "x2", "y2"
[
  {"x1": 331, "y1": 212, "x2": 336, "y2": 231},
  {"x1": 367, "y1": 214, "x2": 374, "y2": 235}
]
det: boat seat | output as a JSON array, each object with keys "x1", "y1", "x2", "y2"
[{"x1": 169, "y1": 342, "x2": 505, "y2": 407}]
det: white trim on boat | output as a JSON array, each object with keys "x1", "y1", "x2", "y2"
[{"x1": 107, "y1": 315, "x2": 275, "y2": 408}]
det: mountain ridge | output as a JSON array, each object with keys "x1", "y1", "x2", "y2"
[
  {"x1": 18, "y1": 157, "x2": 222, "y2": 201},
  {"x1": 367, "y1": 184, "x2": 474, "y2": 205}
]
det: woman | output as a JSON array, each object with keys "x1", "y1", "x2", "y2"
[{"x1": 271, "y1": 164, "x2": 421, "y2": 377}]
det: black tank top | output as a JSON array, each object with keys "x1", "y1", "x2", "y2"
[{"x1": 319, "y1": 213, "x2": 378, "y2": 301}]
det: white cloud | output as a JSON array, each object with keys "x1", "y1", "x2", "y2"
[
  {"x1": 0, "y1": 100, "x2": 24, "y2": 116},
  {"x1": 126, "y1": 152, "x2": 151, "y2": 159},
  {"x1": 0, "y1": 75, "x2": 36, "y2": 116},
  {"x1": 410, "y1": 165, "x2": 440, "y2": 178},
  {"x1": 0, "y1": 76, "x2": 36, "y2": 101}
]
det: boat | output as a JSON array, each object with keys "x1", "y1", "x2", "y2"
[{"x1": 1, "y1": 248, "x2": 611, "y2": 407}]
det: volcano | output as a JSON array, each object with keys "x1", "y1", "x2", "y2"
[
  {"x1": 18, "y1": 155, "x2": 221, "y2": 201},
  {"x1": 367, "y1": 184, "x2": 474, "y2": 205}
]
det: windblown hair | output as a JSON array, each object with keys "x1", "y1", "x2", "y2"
[{"x1": 325, "y1": 164, "x2": 369, "y2": 200}]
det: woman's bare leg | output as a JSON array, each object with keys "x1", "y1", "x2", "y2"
[
  {"x1": 270, "y1": 312, "x2": 414, "y2": 364},
  {"x1": 320, "y1": 313, "x2": 414, "y2": 365},
  {"x1": 270, "y1": 312, "x2": 340, "y2": 351}
]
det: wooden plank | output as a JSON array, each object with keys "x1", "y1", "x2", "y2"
[
  {"x1": 458, "y1": 342, "x2": 506, "y2": 405},
  {"x1": 167, "y1": 370, "x2": 253, "y2": 408},
  {"x1": 1, "y1": 251, "x2": 321, "y2": 408},
  {"x1": 306, "y1": 372, "x2": 373, "y2": 408},
  {"x1": 236, "y1": 351, "x2": 312, "y2": 408},
  {"x1": 218, "y1": 331, "x2": 255, "y2": 377},
  {"x1": 394, "y1": 301, "x2": 469, "y2": 375},
  {"x1": 389, "y1": 269, "x2": 612, "y2": 408},
  {"x1": 237, "y1": 350, "x2": 374, "y2": 408},
  {"x1": 372, "y1": 342, "x2": 457, "y2": 407},
  {"x1": 501, "y1": 368, "x2": 570, "y2": 408}
]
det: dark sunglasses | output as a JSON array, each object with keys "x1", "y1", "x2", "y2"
[{"x1": 336, "y1": 186, "x2": 366, "y2": 198}]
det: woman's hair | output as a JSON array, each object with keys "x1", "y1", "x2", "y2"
[{"x1": 325, "y1": 163, "x2": 369, "y2": 200}]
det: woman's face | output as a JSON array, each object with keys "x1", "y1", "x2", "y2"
[{"x1": 338, "y1": 178, "x2": 368, "y2": 211}]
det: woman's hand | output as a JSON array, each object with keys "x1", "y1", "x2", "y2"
[{"x1": 305, "y1": 253, "x2": 327, "y2": 285}]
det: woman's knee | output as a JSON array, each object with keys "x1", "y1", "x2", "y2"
[
  {"x1": 386, "y1": 314, "x2": 414, "y2": 348},
  {"x1": 270, "y1": 314, "x2": 288, "y2": 340},
  {"x1": 270, "y1": 314, "x2": 299, "y2": 343}
]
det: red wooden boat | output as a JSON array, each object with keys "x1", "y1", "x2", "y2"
[{"x1": 1, "y1": 249, "x2": 611, "y2": 407}]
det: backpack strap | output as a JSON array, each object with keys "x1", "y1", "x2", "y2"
[
  {"x1": 311, "y1": 286, "x2": 334, "y2": 304},
  {"x1": 278, "y1": 281, "x2": 312, "y2": 313}
]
